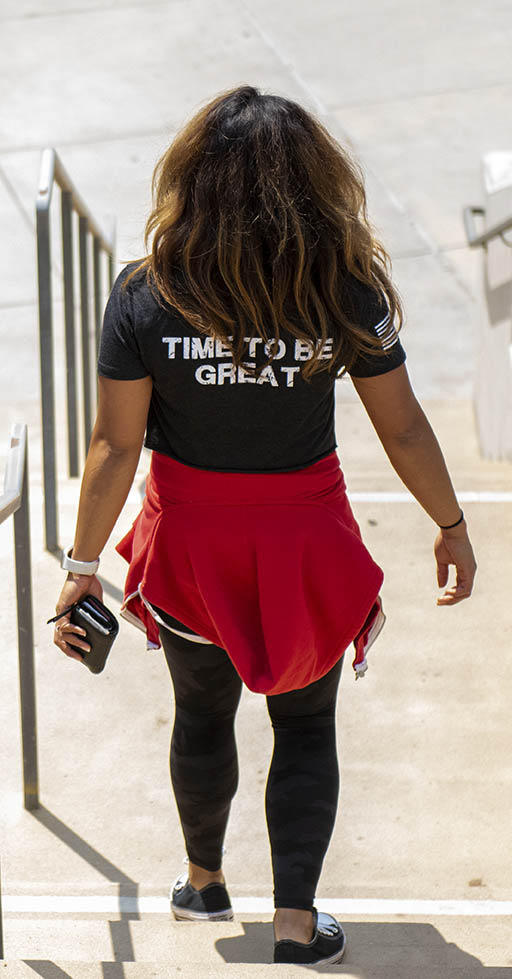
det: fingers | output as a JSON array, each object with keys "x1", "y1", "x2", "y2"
[
  {"x1": 434, "y1": 526, "x2": 477, "y2": 607},
  {"x1": 437, "y1": 589, "x2": 471, "y2": 606},
  {"x1": 54, "y1": 620, "x2": 91, "y2": 662},
  {"x1": 437, "y1": 575, "x2": 473, "y2": 605}
]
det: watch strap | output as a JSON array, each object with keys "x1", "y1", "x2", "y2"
[{"x1": 61, "y1": 546, "x2": 100, "y2": 576}]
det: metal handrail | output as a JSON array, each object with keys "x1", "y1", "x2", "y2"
[
  {"x1": 0, "y1": 423, "x2": 39, "y2": 960},
  {"x1": 463, "y1": 205, "x2": 512, "y2": 249},
  {"x1": 36, "y1": 148, "x2": 116, "y2": 552}
]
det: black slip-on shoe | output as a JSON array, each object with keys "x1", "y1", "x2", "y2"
[
  {"x1": 170, "y1": 870, "x2": 234, "y2": 921},
  {"x1": 273, "y1": 908, "x2": 347, "y2": 966}
]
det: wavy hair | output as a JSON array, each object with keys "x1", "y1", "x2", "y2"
[{"x1": 123, "y1": 85, "x2": 403, "y2": 381}]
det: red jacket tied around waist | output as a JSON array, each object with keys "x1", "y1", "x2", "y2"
[{"x1": 115, "y1": 449, "x2": 384, "y2": 695}]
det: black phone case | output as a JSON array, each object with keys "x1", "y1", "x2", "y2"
[{"x1": 68, "y1": 595, "x2": 119, "y2": 674}]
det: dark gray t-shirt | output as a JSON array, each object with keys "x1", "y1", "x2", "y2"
[{"x1": 97, "y1": 261, "x2": 406, "y2": 472}]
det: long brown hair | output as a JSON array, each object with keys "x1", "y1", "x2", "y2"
[{"x1": 123, "y1": 85, "x2": 403, "y2": 382}]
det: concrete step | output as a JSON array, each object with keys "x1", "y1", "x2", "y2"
[
  {"x1": 5, "y1": 914, "x2": 274, "y2": 966},
  {"x1": 2, "y1": 884, "x2": 511, "y2": 973},
  {"x1": 0, "y1": 964, "x2": 342, "y2": 978},
  {"x1": 0, "y1": 964, "x2": 504, "y2": 979},
  {"x1": 334, "y1": 396, "x2": 512, "y2": 492},
  {"x1": 0, "y1": 964, "x2": 375, "y2": 979},
  {"x1": 2, "y1": 908, "x2": 510, "y2": 976}
]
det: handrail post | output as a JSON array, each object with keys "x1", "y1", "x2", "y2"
[
  {"x1": 79, "y1": 215, "x2": 93, "y2": 453},
  {"x1": 61, "y1": 190, "x2": 79, "y2": 478},
  {"x1": 37, "y1": 148, "x2": 115, "y2": 550},
  {"x1": 93, "y1": 237, "x2": 102, "y2": 419},
  {"x1": 13, "y1": 433, "x2": 39, "y2": 811},
  {"x1": 36, "y1": 202, "x2": 59, "y2": 553},
  {"x1": 93, "y1": 235, "x2": 102, "y2": 357},
  {"x1": 0, "y1": 423, "x2": 39, "y2": 959},
  {"x1": 108, "y1": 214, "x2": 116, "y2": 290}
]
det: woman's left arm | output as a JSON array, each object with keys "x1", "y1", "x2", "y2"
[{"x1": 53, "y1": 375, "x2": 153, "y2": 660}]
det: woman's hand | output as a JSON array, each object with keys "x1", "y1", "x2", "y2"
[
  {"x1": 52, "y1": 573, "x2": 103, "y2": 662},
  {"x1": 435, "y1": 523, "x2": 477, "y2": 606}
]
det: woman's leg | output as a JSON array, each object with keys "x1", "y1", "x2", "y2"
[
  {"x1": 265, "y1": 654, "x2": 344, "y2": 941},
  {"x1": 159, "y1": 624, "x2": 243, "y2": 884}
]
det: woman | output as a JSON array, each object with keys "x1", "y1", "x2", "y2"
[{"x1": 52, "y1": 85, "x2": 476, "y2": 967}]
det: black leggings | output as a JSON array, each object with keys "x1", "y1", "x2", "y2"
[{"x1": 157, "y1": 614, "x2": 344, "y2": 911}]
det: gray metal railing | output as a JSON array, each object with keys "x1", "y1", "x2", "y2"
[
  {"x1": 463, "y1": 205, "x2": 512, "y2": 249},
  {"x1": 0, "y1": 423, "x2": 39, "y2": 959},
  {"x1": 36, "y1": 148, "x2": 116, "y2": 552}
]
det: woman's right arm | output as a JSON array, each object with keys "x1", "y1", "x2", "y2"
[{"x1": 350, "y1": 364, "x2": 477, "y2": 605}]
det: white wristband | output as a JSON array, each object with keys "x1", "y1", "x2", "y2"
[{"x1": 61, "y1": 546, "x2": 100, "y2": 576}]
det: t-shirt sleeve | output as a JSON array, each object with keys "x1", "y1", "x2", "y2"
[
  {"x1": 97, "y1": 264, "x2": 150, "y2": 380},
  {"x1": 347, "y1": 280, "x2": 406, "y2": 378}
]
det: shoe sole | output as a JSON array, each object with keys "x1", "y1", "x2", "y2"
[{"x1": 171, "y1": 904, "x2": 234, "y2": 922}]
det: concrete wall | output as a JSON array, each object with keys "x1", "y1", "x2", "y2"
[{"x1": 475, "y1": 152, "x2": 512, "y2": 460}]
